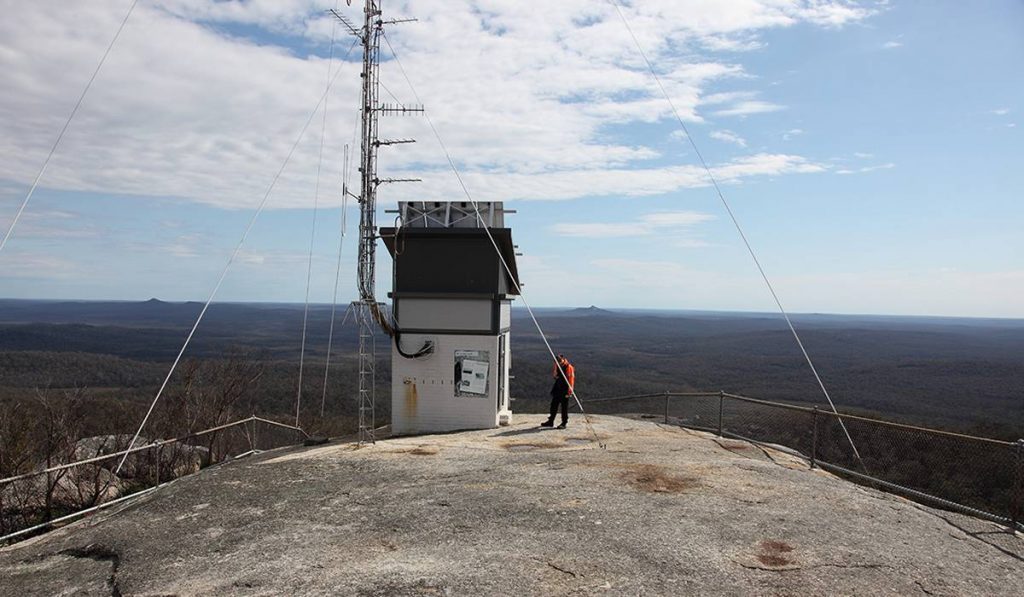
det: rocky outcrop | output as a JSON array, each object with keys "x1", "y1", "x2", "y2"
[
  {"x1": 73, "y1": 434, "x2": 208, "y2": 480},
  {"x1": 1, "y1": 415, "x2": 1020, "y2": 595}
]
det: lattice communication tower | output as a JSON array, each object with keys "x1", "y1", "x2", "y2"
[{"x1": 332, "y1": 1, "x2": 420, "y2": 444}]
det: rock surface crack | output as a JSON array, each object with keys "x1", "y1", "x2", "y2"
[
  {"x1": 535, "y1": 557, "x2": 579, "y2": 578},
  {"x1": 59, "y1": 543, "x2": 121, "y2": 597}
]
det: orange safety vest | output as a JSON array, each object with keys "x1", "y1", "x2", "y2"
[{"x1": 552, "y1": 361, "x2": 576, "y2": 396}]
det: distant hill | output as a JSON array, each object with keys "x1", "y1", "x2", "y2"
[{"x1": 565, "y1": 305, "x2": 616, "y2": 317}]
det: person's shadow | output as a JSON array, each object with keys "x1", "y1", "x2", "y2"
[{"x1": 490, "y1": 426, "x2": 557, "y2": 438}]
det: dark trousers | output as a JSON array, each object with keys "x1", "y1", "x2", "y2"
[{"x1": 548, "y1": 392, "x2": 568, "y2": 425}]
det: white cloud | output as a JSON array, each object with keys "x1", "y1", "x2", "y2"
[
  {"x1": 992, "y1": 108, "x2": 1011, "y2": 116},
  {"x1": 713, "y1": 100, "x2": 785, "y2": 117},
  {"x1": 0, "y1": 204, "x2": 104, "y2": 240},
  {"x1": 672, "y1": 238, "x2": 713, "y2": 248},
  {"x1": 165, "y1": 234, "x2": 205, "y2": 259},
  {"x1": 882, "y1": 40, "x2": 903, "y2": 49},
  {"x1": 709, "y1": 129, "x2": 748, "y2": 147},
  {"x1": 835, "y1": 162, "x2": 895, "y2": 175},
  {"x1": 710, "y1": 153, "x2": 826, "y2": 181},
  {"x1": 669, "y1": 130, "x2": 690, "y2": 142},
  {"x1": 782, "y1": 128, "x2": 804, "y2": 141},
  {"x1": 700, "y1": 90, "x2": 785, "y2": 118},
  {"x1": 700, "y1": 91, "x2": 757, "y2": 106},
  {"x1": 700, "y1": 35, "x2": 764, "y2": 52},
  {"x1": 852, "y1": 152, "x2": 874, "y2": 158},
  {"x1": 639, "y1": 212, "x2": 715, "y2": 227},
  {"x1": 551, "y1": 210, "x2": 714, "y2": 239},
  {"x1": 0, "y1": 1, "x2": 872, "y2": 211},
  {"x1": 0, "y1": 251, "x2": 86, "y2": 280},
  {"x1": 549, "y1": 223, "x2": 652, "y2": 238},
  {"x1": 398, "y1": 153, "x2": 827, "y2": 203}
]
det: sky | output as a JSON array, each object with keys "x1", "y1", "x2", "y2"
[{"x1": 0, "y1": 0, "x2": 1021, "y2": 318}]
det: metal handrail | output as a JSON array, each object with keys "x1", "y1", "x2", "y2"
[
  {"x1": 0, "y1": 415, "x2": 306, "y2": 487},
  {"x1": 577, "y1": 388, "x2": 1022, "y2": 532},
  {"x1": 577, "y1": 391, "x2": 719, "y2": 405},
  {"x1": 0, "y1": 485, "x2": 162, "y2": 544},
  {"x1": 251, "y1": 416, "x2": 310, "y2": 439},
  {"x1": 815, "y1": 407, "x2": 1015, "y2": 447},
  {"x1": 578, "y1": 392, "x2": 660, "y2": 404},
  {"x1": 721, "y1": 391, "x2": 1015, "y2": 446},
  {"x1": 720, "y1": 392, "x2": 817, "y2": 414},
  {"x1": 1, "y1": 415, "x2": 308, "y2": 544},
  {"x1": 582, "y1": 389, "x2": 1015, "y2": 446}
]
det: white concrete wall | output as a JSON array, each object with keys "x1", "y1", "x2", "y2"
[
  {"x1": 499, "y1": 301, "x2": 511, "y2": 330},
  {"x1": 392, "y1": 333, "x2": 503, "y2": 435}
]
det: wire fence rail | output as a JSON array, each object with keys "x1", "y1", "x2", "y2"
[
  {"x1": 576, "y1": 390, "x2": 1023, "y2": 533},
  {"x1": 3, "y1": 396, "x2": 1019, "y2": 544},
  {"x1": 0, "y1": 416, "x2": 307, "y2": 544}
]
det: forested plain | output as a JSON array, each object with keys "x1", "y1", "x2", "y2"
[{"x1": 1, "y1": 299, "x2": 1022, "y2": 438}]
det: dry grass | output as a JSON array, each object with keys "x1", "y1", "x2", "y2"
[
  {"x1": 760, "y1": 540, "x2": 793, "y2": 553},
  {"x1": 618, "y1": 464, "x2": 698, "y2": 494},
  {"x1": 756, "y1": 554, "x2": 792, "y2": 567},
  {"x1": 563, "y1": 434, "x2": 609, "y2": 444},
  {"x1": 392, "y1": 445, "x2": 440, "y2": 456},
  {"x1": 501, "y1": 441, "x2": 564, "y2": 452},
  {"x1": 755, "y1": 540, "x2": 795, "y2": 567}
]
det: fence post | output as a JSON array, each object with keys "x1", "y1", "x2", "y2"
[
  {"x1": 717, "y1": 391, "x2": 725, "y2": 438},
  {"x1": 664, "y1": 391, "x2": 670, "y2": 424},
  {"x1": 810, "y1": 407, "x2": 819, "y2": 469},
  {"x1": 1012, "y1": 439, "x2": 1023, "y2": 534}
]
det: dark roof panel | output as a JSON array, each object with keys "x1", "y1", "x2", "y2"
[{"x1": 380, "y1": 227, "x2": 521, "y2": 295}]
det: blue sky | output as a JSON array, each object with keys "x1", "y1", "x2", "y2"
[{"x1": 1, "y1": 1, "x2": 1021, "y2": 317}]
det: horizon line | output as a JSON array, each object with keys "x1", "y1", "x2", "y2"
[{"x1": 1, "y1": 296, "x2": 1022, "y2": 322}]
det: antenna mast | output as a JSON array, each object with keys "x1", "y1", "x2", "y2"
[{"x1": 332, "y1": 0, "x2": 420, "y2": 445}]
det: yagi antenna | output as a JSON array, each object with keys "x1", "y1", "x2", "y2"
[
  {"x1": 376, "y1": 138, "x2": 416, "y2": 146},
  {"x1": 378, "y1": 177, "x2": 423, "y2": 185},
  {"x1": 378, "y1": 103, "x2": 424, "y2": 115},
  {"x1": 328, "y1": 8, "x2": 361, "y2": 38},
  {"x1": 329, "y1": 8, "x2": 417, "y2": 38}
]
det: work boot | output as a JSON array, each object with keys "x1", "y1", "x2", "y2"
[
  {"x1": 556, "y1": 422, "x2": 567, "y2": 429},
  {"x1": 540, "y1": 419, "x2": 554, "y2": 428}
]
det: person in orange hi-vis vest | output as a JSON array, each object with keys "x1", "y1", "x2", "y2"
[{"x1": 541, "y1": 354, "x2": 575, "y2": 429}]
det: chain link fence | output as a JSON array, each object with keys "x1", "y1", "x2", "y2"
[
  {"x1": 811, "y1": 408, "x2": 1019, "y2": 527},
  {"x1": 576, "y1": 391, "x2": 1023, "y2": 532},
  {"x1": 0, "y1": 416, "x2": 307, "y2": 544}
]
